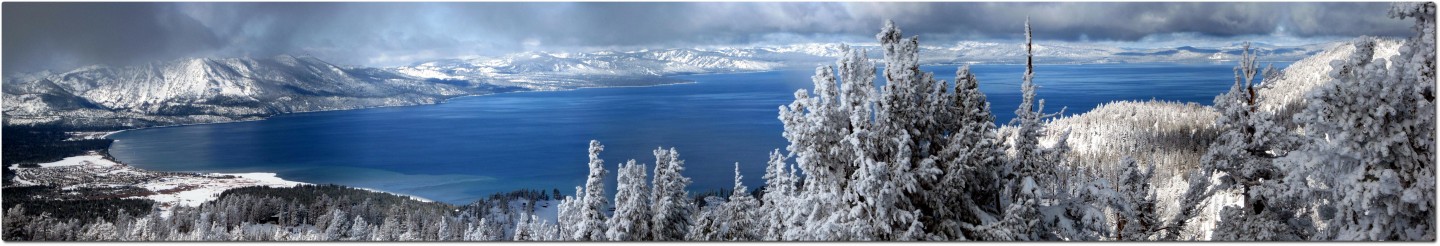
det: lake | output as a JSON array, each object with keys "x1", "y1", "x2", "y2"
[{"x1": 108, "y1": 63, "x2": 1287, "y2": 204}]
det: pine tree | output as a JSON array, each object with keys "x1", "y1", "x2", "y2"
[
  {"x1": 1009, "y1": 18, "x2": 1068, "y2": 195},
  {"x1": 759, "y1": 149, "x2": 795, "y2": 240},
  {"x1": 1046, "y1": 165, "x2": 1114, "y2": 241},
  {"x1": 866, "y1": 20, "x2": 938, "y2": 241},
  {"x1": 650, "y1": 147, "x2": 694, "y2": 241},
  {"x1": 1200, "y1": 42, "x2": 1311, "y2": 241},
  {"x1": 719, "y1": 162, "x2": 761, "y2": 241},
  {"x1": 979, "y1": 18, "x2": 1071, "y2": 241},
  {"x1": 686, "y1": 196, "x2": 727, "y2": 240},
  {"x1": 929, "y1": 65, "x2": 1007, "y2": 240},
  {"x1": 573, "y1": 140, "x2": 609, "y2": 241},
  {"x1": 512, "y1": 214, "x2": 533, "y2": 241},
  {"x1": 607, "y1": 160, "x2": 651, "y2": 241},
  {"x1": 555, "y1": 186, "x2": 583, "y2": 239},
  {"x1": 435, "y1": 217, "x2": 452, "y2": 241},
  {"x1": 778, "y1": 52, "x2": 864, "y2": 240},
  {"x1": 1115, "y1": 157, "x2": 1159, "y2": 241},
  {"x1": 320, "y1": 210, "x2": 347, "y2": 241}
]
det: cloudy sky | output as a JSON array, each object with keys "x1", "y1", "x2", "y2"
[{"x1": 2, "y1": 2, "x2": 1415, "y2": 75}]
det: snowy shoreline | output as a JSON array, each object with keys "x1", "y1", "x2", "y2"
[{"x1": 6, "y1": 154, "x2": 434, "y2": 214}]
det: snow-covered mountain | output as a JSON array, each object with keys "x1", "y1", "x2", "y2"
[
  {"x1": 1253, "y1": 38, "x2": 1403, "y2": 120},
  {"x1": 393, "y1": 42, "x2": 1335, "y2": 86},
  {"x1": 919, "y1": 41, "x2": 1335, "y2": 64},
  {"x1": 2, "y1": 55, "x2": 521, "y2": 128},
  {"x1": 392, "y1": 46, "x2": 828, "y2": 90}
]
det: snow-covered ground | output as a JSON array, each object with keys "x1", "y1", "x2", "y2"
[
  {"x1": 137, "y1": 172, "x2": 304, "y2": 208},
  {"x1": 9, "y1": 154, "x2": 301, "y2": 212},
  {"x1": 7, "y1": 153, "x2": 434, "y2": 215},
  {"x1": 517, "y1": 199, "x2": 560, "y2": 223},
  {"x1": 26, "y1": 155, "x2": 114, "y2": 168},
  {"x1": 355, "y1": 187, "x2": 435, "y2": 203}
]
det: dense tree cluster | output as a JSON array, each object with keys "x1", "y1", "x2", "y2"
[
  {"x1": 2, "y1": 125, "x2": 114, "y2": 164},
  {"x1": 1280, "y1": 3, "x2": 1436, "y2": 241},
  {"x1": 1170, "y1": 2, "x2": 1436, "y2": 241}
]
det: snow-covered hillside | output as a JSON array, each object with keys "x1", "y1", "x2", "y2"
[
  {"x1": 2, "y1": 55, "x2": 515, "y2": 128},
  {"x1": 393, "y1": 42, "x2": 1335, "y2": 84},
  {"x1": 7, "y1": 154, "x2": 301, "y2": 212},
  {"x1": 1018, "y1": 37, "x2": 1405, "y2": 240},
  {"x1": 1254, "y1": 38, "x2": 1403, "y2": 121},
  {"x1": 1032, "y1": 38, "x2": 1400, "y2": 179},
  {"x1": 390, "y1": 47, "x2": 807, "y2": 90}
]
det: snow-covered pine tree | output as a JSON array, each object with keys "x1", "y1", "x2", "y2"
[
  {"x1": 435, "y1": 217, "x2": 453, "y2": 241},
  {"x1": 1199, "y1": 42, "x2": 1311, "y2": 241},
  {"x1": 1161, "y1": 159, "x2": 1220, "y2": 240},
  {"x1": 1008, "y1": 18, "x2": 1068, "y2": 195},
  {"x1": 869, "y1": 19, "x2": 940, "y2": 241},
  {"x1": 929, "y1": 65, "x2": 1007, "y2": 240},
  {"x1": 971, "y1": 176, "x2": 1041, "y2": 241},
  {"x1": 555, "y1": 186, "x2": 582, "y2": 239},
  {"x1": 348, "y1": 215, "x2": 370, "y2": 241},
  {"x1": 778, "y1": 55, "x2": 859, "y2": 240},
  {"x1": 978, "y1": 18, "x2": 1072, "y2": 241},
  {"x1": 1281, "y1": 3, "x2": 1436, "y2": 241},
  {"x1": 650, "y1": 147, "x2": 694, "y2": 241},
  {"x1": 804, "y1": 20, "x2": 953, "y2": 241},
  {"x1": 374, "y1": 214, "x2": 399, "y2": 241},
  {"x1": 686, "y1": 196, "x2": 726, "y2": 240},
  {"x1": 813, "y1": 58, "x2": 852, "y2": 191},
  {"x1": 720, "y1": 162, "x2": 761, "y2": 241},
  {"x1": 512, "y1": 214, "x2": 533, "y2": 241},
  {"x1": 1115, "y1": 157, "x2": 1159, "y2": 241},
  {"x1": 320, "y1": 209, "x2": 348, "y2": 241},
  {"x1": 607, "y1": 160, "x2": 651, "y2": 241},
  {"x1": 759, "y1": 149, "x2": 795, "y2": 240},
  {"x1": 533, "y1": 216, "x2": 562, "y2": 241},
  {"x1": 572, "y1": 141, "x2": 609, "y2": 240},
  {"x1": 464, "y1": 219, "x2": 489, "y2": 241},
  {"x1": 1054, "y1": 165, "x2": 1114, "y2": 241}
]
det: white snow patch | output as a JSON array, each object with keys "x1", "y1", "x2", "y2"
[
  {"x1": 355, "y1": 187, "x2": 435, "y2": 203},
  {"x1": 141, "y1": 172, "x2": 305, "y2": 209},
  {"x1": 9, "y1": 177, "x2": 36, "y2": 186},
  {"x1": 27, "y1": 155, "x2": 118, "y2": 168}
]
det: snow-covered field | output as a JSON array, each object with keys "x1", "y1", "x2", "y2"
[
  {"x1": 8, "y1": 154, "x2": 302, "y2": 212},
  {"x1": 7, "y1": 153, "x2": 443, "y2": 214},
  {"x1": 27, "y1": 155, "x2": 116, "y2": 168},
  {"x1": 137, "y1": 172, "x2": 304, "y2": 208}
]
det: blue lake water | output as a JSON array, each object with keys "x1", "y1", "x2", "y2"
[{"x1": 108, "y1": 63, "x2": 1288, "y2": 204}]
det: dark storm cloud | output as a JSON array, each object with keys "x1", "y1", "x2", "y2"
[
  {"x1": 3, "y1": 3, "x2": 222, "y2": 74},
  {"x1": 2, "y1": 2, "x2": 1415, "y2": 75}
]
